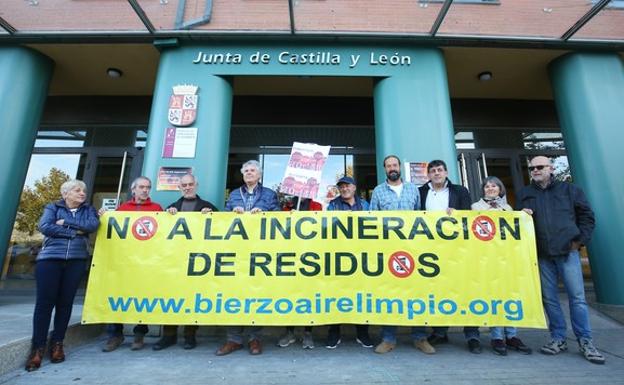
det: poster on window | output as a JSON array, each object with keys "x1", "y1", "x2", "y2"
[
  {"x1": 280, "y1": 142, "x2": 331, "y2": 199},
  {"x1": 405, "y1": 161, "x2": 429, "y2": 186}
]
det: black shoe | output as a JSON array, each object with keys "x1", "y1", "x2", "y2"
[
  {"x1": 506, "y1": 337, "x2": 532, "y2": 354},
  {"x1": 183, "y1": 336, "x2": 197, "y2": 350},
  {"x1": 356, "y1": 334, "x2": 374, "y2": 348},
  {"x1": 326, "y1": 333, "x2": 341, "y2": 349},
  {"x1": 152, "y1": 336, "x2": 177, "y2": 351},
  {"x1": 427, "y1": 334, "x2": 449, "y2": 345},
  {"x1": 491, "y1": 339, "x2": 507, "y2": 356},
  {"x1": 468, "y1": 339, "x2": 482, "y2": 354}
]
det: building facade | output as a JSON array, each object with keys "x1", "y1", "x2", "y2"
[{"x1": 0, "y1": 0, "x2": 623, "y2": 304}]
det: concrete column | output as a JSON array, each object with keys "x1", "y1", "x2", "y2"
[
  {"x1": 373, "y1": 49, "x2": 457, "y2": 184},
  {"x1": 143, "y1": 47, "x2": 232, "y2": 209},
  {"x1": 549, "y1": 52, "x2": 624, "y2": 305},
  {"x1": 0, "y1": 47, "x2": 53, "y2": 270}
]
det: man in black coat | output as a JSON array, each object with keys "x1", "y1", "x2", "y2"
[
  {"x1": 418, "y1": 160, "x2": 482, "y2": 354},
  {"x1": 152, "y1": 173, "x2": 218, "y2": 351},
  {"x1": 517, "y1": 156, "x2": 603, "y2": 364}
]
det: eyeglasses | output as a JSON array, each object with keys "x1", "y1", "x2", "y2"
[
  {"x1": 528, "y1": 165, "x2": 549, "y2": 172},
  {"x1": 180, "y1": 183, "x2": 195, "y2": 187}
]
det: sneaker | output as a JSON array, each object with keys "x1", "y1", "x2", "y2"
[
  {"x1": 579, "y1": 339, "x2": 605, "y2": 365},
  {"x1": 414, "y1": 338, "x2": 436, "y2": 354},
  {"x1": 491, "y1": 339, "x2": 507, "y2": 356},
  {"x1": 326, "y1": 333, "x2": 341, "y2": 349},
  {"x1": 152, "y1": 335, "x2": 177, "y2": 351},
  {"x1": 506, "y1": 337, "x2": 532, "y2": 354},
  {"x1": 277, "y1": 331, "x2": 296, "y2": 348},
  {"x1": 102, "y1": 335, "x2": 124, "y2": 352},
  {"x1": 356, "y1": 334, "x2": 374, "y2": 348},
  {"x1": 130, "y1": 333, "x2": 145, "y2": 351},
  {"x1": 302, "y1": 332, "x2": 315, "y2": 349},
  {"x1": 374, "y1": 341, "x2": 396, "y2": 354},
  {"x1": 468, "y1": 339, "x2": 482, "y2": 354},
  {"x1": 540, "y1": 339, "x2": 568, "y2": 355},
  {"x1": 427, "y1": 334, "x2": 449, "y2": 345}
]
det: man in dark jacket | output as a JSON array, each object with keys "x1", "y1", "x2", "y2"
[
  {"x1": 151, "y1": 173, "x2": 219, "y2": 351},
  {"x1": 518, "y1": 156, "x2": 604, "y2": 364},
  {"x1": 419, "y1": 160, "x2": 482, "y2": 354}
]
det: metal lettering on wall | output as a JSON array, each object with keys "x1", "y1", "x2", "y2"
[{"x1": 192, "y1": 51, "x2": 412, "y2": 69}]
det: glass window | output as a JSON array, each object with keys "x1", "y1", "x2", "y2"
[
  {"x1": 0, "y1": 0, "x2": 147, "y2": 32},
  {"x1": 135, "y1": 129, "x2": 147, "y2": 148},
  {"x1": 137, "y1": 0, "x2": 290, "y2": 32},
  {"x1": 455, "y1": 131, "x2": 476, "y2": 149},
  {"x1": 293, "y1": 0, "x2": 443, "y2": 34},
  {"x1": 5, "y1": 153, "x2": 85, "y2": 280},
  {"x1": 571, "y1": 1, "x2": 624, "y2": 41},
  {"x1": 522, "y1": 132, "x2": 565, "y2": 150},
  {"x1": 437, "y1": 0, "x2": 592, "y2": 39},
  {"x1": 35, "y1": 130, "x2": 86, "y2": 148}
]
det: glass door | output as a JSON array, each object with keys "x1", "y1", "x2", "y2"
[
  {"x1": 2, "y1": 147, "x2": 143, "y2": 281},
  {"x1": 80, "y1": 148, "x2": 143, "y2": 209},
  {"x1": 458, "y1": 149, "x2": 567, "y2": 208}
]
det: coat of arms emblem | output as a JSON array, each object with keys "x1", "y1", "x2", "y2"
[{"x1": 168, "y1": 84, "x2": 199, "y2": 126}]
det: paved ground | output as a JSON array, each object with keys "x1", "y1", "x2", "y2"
[
  {"x1": 1, "y1": 325, "x2": 623, "y2": 384},
  {"x1": 1, "y1": 284, "x2": 622, "y2": 385}
]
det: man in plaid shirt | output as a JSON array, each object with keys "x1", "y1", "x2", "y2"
[{"x1": 370, "y1": 155, "x2": 434, "y2": 355}]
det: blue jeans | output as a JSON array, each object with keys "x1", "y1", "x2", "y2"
[
  {"x1": 32, "y1": 259, "x2": 85, "y2": 348},
  {"x1": 539, "y1": 250, "x2": 592, "y2": 341},
  {"x1": 431, "y1": 326, "x2": 480, "y2": 341},
  {"x1": 381, "y1": 326, "x2": 427, "y2": 343},
  {"x1": 490, "y1": 327, "x2": 517, "y2": 340}
]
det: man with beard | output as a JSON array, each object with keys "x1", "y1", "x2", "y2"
[
  {"x1": 370, "y1": 155, "x2": 435, "y2": 355},
  {"x1": 418, "y1": 160, "x2": 481, "y2": 354}
]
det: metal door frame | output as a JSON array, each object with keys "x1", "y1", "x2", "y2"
[
  {"x1": 458, "y1": 148, "x2": 567, "y2": 202},
  {"x1": 32, "y1": 146, "x2": 144, "y2": 203}
]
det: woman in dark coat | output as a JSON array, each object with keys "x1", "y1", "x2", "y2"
[{"x1": 25, "y1": 179, "x2": 100, "y2": 371}]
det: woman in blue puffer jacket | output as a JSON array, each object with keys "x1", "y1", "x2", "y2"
[{"x1": 25, "y1": 179, "x2": 100, "y2": 372}]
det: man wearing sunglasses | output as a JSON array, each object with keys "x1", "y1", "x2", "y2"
[{"x1": 518, "y1": 156, "x2": 604, "y2": 364}]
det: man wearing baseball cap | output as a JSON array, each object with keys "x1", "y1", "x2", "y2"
[{"x1": 325, "y1": 176, "x2": 372, "y2": 348}]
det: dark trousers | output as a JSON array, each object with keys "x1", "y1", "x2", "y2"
[
  {"x1": 32, "y1": 259, "x2": 86, "y2": 348},
  {"x1": 432, "y1": 326, "x2": 480, "y2": 341},
  {"x1": 163, "y1": 325, "x2": 198, "y2": 337},
  {"x1": 328, "y1": 324, "x2": 369, "y2": 338},
  {"x1": 286, "y1": 326, "x2": 312, "y2": 333},
  {"x1": 107, "y1": 323, "x2": 149, "y2": 337}
]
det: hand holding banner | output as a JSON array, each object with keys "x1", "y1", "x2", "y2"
[{"x1": 83, "y1": 211, "x2": 546, "y2": 329}]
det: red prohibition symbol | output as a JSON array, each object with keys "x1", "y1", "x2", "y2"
[
  {"x1": 471, "y1": 215, "x2": 496, "y2": 241},
  {"x1": 131, "y1": 216, "x2": 158, "y2": 241},
  {"x1": 388, "y1": 251, "x2": 415, "y2": 278}
]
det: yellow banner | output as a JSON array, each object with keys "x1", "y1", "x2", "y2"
[{"x1": 82, "y1": 211, "x2": 546, "y2": 328}]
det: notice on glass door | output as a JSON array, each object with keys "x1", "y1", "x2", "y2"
[
  {"x1": 405, "y1": 161, "x2": 429, "y2": 187},
  {"x1": 162, "y1": 127, "x2": 198, "y2": 158}
]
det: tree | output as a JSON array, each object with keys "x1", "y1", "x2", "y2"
[{"x1": 15, "y1": 168, "x2": 71, "y2": 236}]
